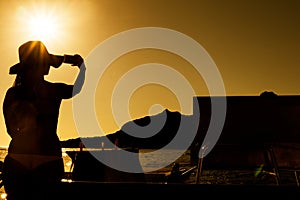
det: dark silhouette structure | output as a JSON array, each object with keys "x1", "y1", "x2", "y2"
[
  {"x1": 192, "y1": 94, "x2": 300, "y2": 185},
  {"x1": 2, "y1": 41, "x2": 85, "y2": 200}
]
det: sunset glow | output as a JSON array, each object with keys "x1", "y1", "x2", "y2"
[
  {"x1": 16, "y1": 3, "x2": 66, "y2": 45},
  {"x1": 27, "y1": 14, "x2": 59, "y2": 42},
  {"x1": 0, "y1": 0, "x2": 299, "y2": 147}
]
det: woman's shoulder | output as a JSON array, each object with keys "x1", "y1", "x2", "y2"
[{"x1": 4, "y1": 86, "x2": 19, "y2": 97}]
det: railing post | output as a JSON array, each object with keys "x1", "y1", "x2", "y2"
[{"x1": 195, "y1": 146, "x2": 207, "y2": 184}]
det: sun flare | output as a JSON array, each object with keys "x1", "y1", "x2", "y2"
[
  {"x1": 17, "y1": 4, "x2": 65, "y2": 44},
  {"x1": 27, "y1": 13, "x2": 59, "y2": 42},
  {"x1": 28, "y1": 15, "x2": 58, "y2": 41}
]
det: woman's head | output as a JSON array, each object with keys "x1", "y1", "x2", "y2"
[{"x1": 9, "y1": 41, "x2": 64, "y2": 77}]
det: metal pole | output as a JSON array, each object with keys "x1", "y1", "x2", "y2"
[{"x1": 195, "y1": 146, "x2": 207, "y2": 184}]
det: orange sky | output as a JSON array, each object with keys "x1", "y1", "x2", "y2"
[{"x1": 0, "y1": 0, "x2": 299, "y2": 147}]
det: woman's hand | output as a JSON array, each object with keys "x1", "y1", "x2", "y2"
[
  {"x1": 71, "y1": 54, "x2": 84, "y2": 67},
  {"x1": 63, "y1": 54, "x2": 84, "y2": 67}
]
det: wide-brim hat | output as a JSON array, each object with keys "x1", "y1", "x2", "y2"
[{"x1": 9, "y1": 41, "x2": 63, "y2": 75}]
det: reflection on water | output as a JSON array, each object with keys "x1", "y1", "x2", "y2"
[
  {"x1": 0, "y1": 148, "x2": 7, "y2": 162},
  {"x1": 0, "y1": 148, "x2": 7, "y2": 197},
  {"x1": 61, "y1": 148, "x2": 77, "y2": 172},
  {"x1": 0, "y1": 193, "x2": 7, "y2": 200},
  {"x1": 139, "y1": 149, "x2": 188, "y2": 172}
]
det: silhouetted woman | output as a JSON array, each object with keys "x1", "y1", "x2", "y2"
[{"x1": 2, "y1": 41, "x2": 86, "y2": 200}]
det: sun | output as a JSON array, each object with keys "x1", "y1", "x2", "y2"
[
  {"x1": 27, "y1": 13, "x2": 59, "y2": 42},
  {"x1": 17, "y1": 4, "x2": 64, "y2": 44},
  {"x1": 28, "y1": 14, "x2": 58, "y2": 41}
]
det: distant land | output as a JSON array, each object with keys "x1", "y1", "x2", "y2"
[
  {"x1": 60, "y1": 109, "x2": 193, "y2": 149},
  {"x1": 61, "y1": 93, "x2": 300, "y2": 151}
]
